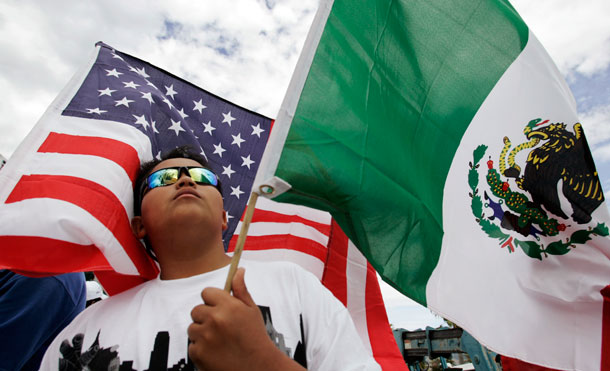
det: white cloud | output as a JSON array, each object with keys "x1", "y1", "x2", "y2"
[
  {"x1": 0, "y1": 0, "x2": 317, "y2": 157},
  {"x1": 379, "y1": 276, "x2": 419, "y2": 306},
  {"x1": 511, "y1": 0, "x2": 610, "y2": 76},
  {"x1": 579, "y1": 104, "x2": 610, "y2": 194},
  {"x1": 386, "y1": 305, "x2": 447, "y2": 330},
  {"x1": 378, "y1": 275, "x2": 447, "y2": 330},
  {"x1": 581, "y1": 105, "x2": 610, "y2": 151},
  {"x1": 2, "y1": 0, "x2": 607, "y2": 157},
  {"x1": 142, "y1": 1, "x2": 315, "y2": 116},
  {"x1": 596, "y1": 146, "x2": 610, "y2": 163}
]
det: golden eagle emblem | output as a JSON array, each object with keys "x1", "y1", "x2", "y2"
[
  {"x1": 467, "y1": 119, "x2": 608, "y2": 260},
  {"x1": 504, "y1": 119, "x2": 604, "y2": 224}
]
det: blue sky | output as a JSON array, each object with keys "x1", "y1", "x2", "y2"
[
  {"x1": 567, "y1": 67, "x2": 610, "y2": 196},
  {"x1": 0, "y1": 0, "x2": 608, "y2": 330}
]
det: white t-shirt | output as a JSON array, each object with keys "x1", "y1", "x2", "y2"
[{"x1": 40, "y1": 260, "x2": 380, "y2": 370}]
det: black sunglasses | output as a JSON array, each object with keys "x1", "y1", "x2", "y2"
[{"x1": 138, "y1": 166, "x2": 220, "y2": 203}]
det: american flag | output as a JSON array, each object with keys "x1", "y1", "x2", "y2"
[
  {"x1": 0, "y1": 42, "x2": 271, "y2": 281},
  {"x1": 0, "y1": 42, "x2": 405, "y2": 369}
]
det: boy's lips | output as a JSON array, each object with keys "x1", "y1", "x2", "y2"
[{"x1": 174, "y1": 189, "x2": 200, "y2": 199}]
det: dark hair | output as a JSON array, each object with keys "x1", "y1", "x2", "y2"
[{"x1": 133, "y1": 145, "x2": 222, "y2": 261}]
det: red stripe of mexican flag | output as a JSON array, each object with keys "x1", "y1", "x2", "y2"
[{"x1": 254, "y1": 0, "x2": 610, "y2": 369}]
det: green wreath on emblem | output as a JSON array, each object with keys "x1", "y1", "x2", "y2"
[{"x1": 468, "y1": 145, "x2": 608, "y2": 260}]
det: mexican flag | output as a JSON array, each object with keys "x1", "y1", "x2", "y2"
[{"x1": 253, "y1": 0, "x2": 610, "y2": 369}]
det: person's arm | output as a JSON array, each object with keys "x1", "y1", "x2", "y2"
[{"x1": 187, "y1": 268, "x2": 306, "y2": 371}]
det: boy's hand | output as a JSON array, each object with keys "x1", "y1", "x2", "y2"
[{"x1": 188, "y1": 268, "x2": 305, "y2": 371}]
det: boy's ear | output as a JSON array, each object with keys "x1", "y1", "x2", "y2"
[
  {"x1": 131, "y1": 216, "x2": 147, "y2": 239},
  {"x1": 221, "y1": 210, "x2": 228, "y2": 231}
]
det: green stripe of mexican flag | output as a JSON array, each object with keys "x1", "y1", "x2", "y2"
[{"x1": 253, "y1": 0, "x2": 610, "y2": 369}]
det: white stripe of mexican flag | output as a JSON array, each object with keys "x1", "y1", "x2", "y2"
[{"x1": 429, "y1": 32, "x2": 610, "y2": 371}]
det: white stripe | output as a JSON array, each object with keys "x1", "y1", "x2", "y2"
[
  {"x1": 229, "y1": 249, "x2": 326, "y2": 280},
  {"x1": 51, "y1": 115, "x2": 154, "y2": 162},
  {"x1": 346, "y1": 240, "x2": 373, "y2": 354},
  {"x1": 0, "y1": 198, "x2": 139, "y2": 275},
  {"x1": 253, "y1": 0, "x2": 335, "y2": 195},
  {"x1": 255, "y1": 196, "x2": 331, "y2": 224},
  {"x1": 30, "y1": 152, "x2": 135, "y2": 218},
  {"x1": 431, "y1": 32, "x2": 610, "y2": 371},
  {"x1": 0, "y1": 114, "x2": 153, "y2": 206},
  {"x1": 234, "y1": 221, "x2": 329, "y2": 247}
]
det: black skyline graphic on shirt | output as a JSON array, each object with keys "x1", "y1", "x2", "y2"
[{"x1": 57, "y1": 306, "x2": 307, "y2": 370}]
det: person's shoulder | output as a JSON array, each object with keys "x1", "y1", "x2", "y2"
[
  {"x1": 82, "y1": 277, "x2": 154, "y2": 312},
  {"x1": 51, "y1": 278, "x2": 150, "y2": 339},
  {"x1": 52, "y1": 272, "x2": 85, "y2": 286},
  {"x1": 50, "y1": 273, "x2": 86, "y2": 305}
]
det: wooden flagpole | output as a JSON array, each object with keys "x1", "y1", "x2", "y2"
[{"x1": 224, "y1": 192, "x2": 259, "y2": 292}]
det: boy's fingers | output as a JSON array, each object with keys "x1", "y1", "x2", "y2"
[{"x1": 200, "y1": 287, "x2": 227, "y2": 306}]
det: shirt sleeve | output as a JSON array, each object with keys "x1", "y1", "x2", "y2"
[{"x1": 294, "y1": 266, "x2": 381, "y2": 371}]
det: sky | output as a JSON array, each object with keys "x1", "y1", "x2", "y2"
[{"x1": 0, "y1": 0, "x2": 609, "y2": 330}]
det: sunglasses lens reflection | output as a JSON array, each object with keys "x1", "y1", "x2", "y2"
[
  {"x1": 147, "y1": 167, "x2": 218, "y2": 191},
  {"x1": 188, "y1": 168, "x2": 218, "y2": 186}
]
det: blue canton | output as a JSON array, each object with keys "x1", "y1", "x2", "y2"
[{"x1": 62, "y1": 42, "x2": 272, "y2": 249}]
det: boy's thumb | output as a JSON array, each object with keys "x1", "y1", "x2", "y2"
[{"x1": 231, "y1": 268, "x2": 255, "y2": 306}]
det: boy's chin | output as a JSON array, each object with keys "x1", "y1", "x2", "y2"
[{"x1": 171, "y1": 209, "x2": 217, "y2": 227}]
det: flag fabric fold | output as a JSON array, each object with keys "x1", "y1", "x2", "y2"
[{"x1": 253, "y1": 0, "x2": 610, "y2": 369}]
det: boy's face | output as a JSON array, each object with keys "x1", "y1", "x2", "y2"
[{"x1": 135, "y1": 157, "x2": 227, "y2": 244}]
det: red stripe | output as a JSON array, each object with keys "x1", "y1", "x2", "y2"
[
  {"x1": 323, "y1": 220, "x2": 407, "y2": 369},
  {"x1": 228, "y1": 234, "x2": 328, "y2": 262},
  {"x1": 602, "y1": 285, "x2": 610, "y2": 371},
  {"x1": 38, "y1": 132, "x2": 141, "y2": 182},
  {"x1": 501, "y1": 357, "x2": 561, "y2": 371},
  {"x1": 240, "y1": 208, "x2": 331, "y2": 236},
  {"x1": 6, "y1": 175, "x2": 158, "y2": 279},
  {"x1": 321, "y1": 219, "x2": 349, "y2": 306},
  {"x1": 365, "y1": 262, "x2": 409, "y2": 370},
  {"x1": 0, "y1": 236, "x2": 112, "y2": 274}
]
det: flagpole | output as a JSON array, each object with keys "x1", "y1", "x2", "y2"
[{"x1": 224, "y1": 191, "x2": 259, "y2": 292}]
